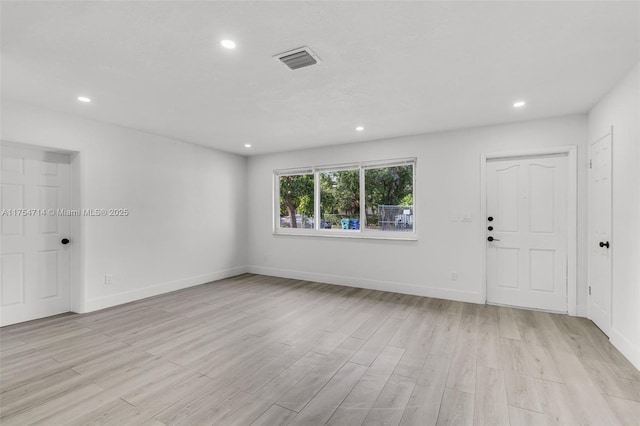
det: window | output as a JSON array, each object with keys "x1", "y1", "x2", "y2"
[
  {"x1": 278, "y1": 173, "x2": 314, "y2": 229},
  {"x1": 320, "y1": 169, "x2": 360, "y2": 230},
  {"x1": 364, "y1": 164, "x2": 413, "y2": 232},
  {"x1": 275, "y1": 158, "x2": 416, "y2": 239}
]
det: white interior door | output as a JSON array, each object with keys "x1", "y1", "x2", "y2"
[
  {"x1": 588, "y1": 132, "x2": 612, "y2": 335},
  {"x1": 1, "y1": 148, "x2": 72, "y2": 326},
  {"x1": 486, "y1": 154, "x2": 568, "y2": 312}
]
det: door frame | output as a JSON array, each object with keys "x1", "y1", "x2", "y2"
[
  {"x1": 480, "y1": 146, "x2": 578, "y2": 315},
  {"x1": 1, "y1": 141, "x2": 84, "y2": 318},
  {"x1": 587, "y1": 128, "x2": 613, "y2": 333}
]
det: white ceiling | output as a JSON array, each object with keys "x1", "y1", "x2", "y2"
[{"x1": 2, "y1": 1, "x2": 638, "y2": 156}]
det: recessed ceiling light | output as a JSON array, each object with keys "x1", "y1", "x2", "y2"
[
  {"x1": 513, "y1": 101, "x2": 526, "y2": 108},
  {"x1": 244, "y1": 144, "x2": 252, "y2": 148},
  {"x1": 221, "y1": 40, "x2": 236, "y2": 49},
  {"x1": 77, "y1": 96, "x2": 91, "y2": 103},
  {"x1": 356, "y1": 126, "x2": 364, "y2": 132}
]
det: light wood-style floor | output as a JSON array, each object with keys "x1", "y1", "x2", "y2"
[{"x1": 1, "y1": 274, "x2": 639, "y2": 426}]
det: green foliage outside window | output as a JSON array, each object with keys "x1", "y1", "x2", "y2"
[
  {"x1": 279, "y1": 174, "x2": 314, "y2": 228},
  {"x1": 278, "y1": 163, "x2": 413, "y2": 231}
]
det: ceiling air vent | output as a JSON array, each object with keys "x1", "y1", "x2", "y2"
[{"x1": 274, "y1": 47, "x2": 321, "y2": 70}]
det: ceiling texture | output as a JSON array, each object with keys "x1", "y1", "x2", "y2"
[{"x1": 2, "y1": 1, "x2": 639, "y2": 155}]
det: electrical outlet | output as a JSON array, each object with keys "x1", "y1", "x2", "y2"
[
  {"x1": 451, "y1": 272, "x2": 458, "y2": 281},
  {"x1": 104, "y1": 275, "x2": 112, "y2": 285}
]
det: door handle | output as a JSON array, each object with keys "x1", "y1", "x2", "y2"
[
  {"x1": 61, "y1": 238, "x2": 70, "y2": 245},
  {"x1": 599, "y1": 241, "x2": 610, "y2": 248},
  {"x1": 487, "y1": 236, "x2": 500, "y2": 242}
]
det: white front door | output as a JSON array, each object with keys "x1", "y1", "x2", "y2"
[
  {"x1": 588, "y1": 132, "x2": 612, "y2": 335},
  {"x1": 1, "y1": 148, "x2": 72, "y2": 326},
  {"x1": 486, "y1": 154, "x2": 568, "y2": 312}
]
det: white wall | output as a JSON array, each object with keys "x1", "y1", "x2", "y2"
[
  {"x1": 1, "y1": 99, "x2": 248, "y2": 312},
  {"x1": 247, "y1": 115, "x2": 588, "y2": 310},
  {"x1": 589, "y1": 63, "x2": 640, "y2": 369}
]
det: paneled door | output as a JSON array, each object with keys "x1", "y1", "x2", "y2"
[
  {"x1": 588, "y1": 132, "x2": 612, "y2": 335},
  {"x1": 486, "y1": 154, "x2": 568, "y2": 312},
  {"x1": 1, "y1": 148, "x2": 72, "y2": 326}
]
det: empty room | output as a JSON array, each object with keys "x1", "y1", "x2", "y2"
[{"x1": 1, "y1": 1, "x2": 639, "y2": 425}]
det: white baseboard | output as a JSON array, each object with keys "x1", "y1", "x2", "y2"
[
  {"x1": 610, "y1": 327, "x2": 640, "y2": 371},
  {"x1": 247, "y1": 265, "x2": 484, "y2": 304},
  {"x1": 81, "y1": 266, "x2": 248, "y2": 313}
]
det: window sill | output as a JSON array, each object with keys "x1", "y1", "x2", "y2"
[{"x1": 273, "y1": 228, "x2": 418, "y2": 241}]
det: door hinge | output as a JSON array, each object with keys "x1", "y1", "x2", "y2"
[
  {"x1": 589, "y1": 159, "x2": 592, "y2": 169},
  {"x1": 589, "y1": 286, "x2": 591, "y2": 295}
]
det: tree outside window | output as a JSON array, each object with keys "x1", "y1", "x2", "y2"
[{"x1": 279, "y1": 174, "x2": 314, "y2": 228}]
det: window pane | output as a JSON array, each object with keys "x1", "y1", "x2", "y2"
[
  {"x1": 279, "y1": 174, "x2": 314, "y2": 229},
  {"x1": 319, "y1": 169, "x2": 360, "y2": 230},
  {"x1": 364, "y1": 165, "x2": 414, "y2": 231}
]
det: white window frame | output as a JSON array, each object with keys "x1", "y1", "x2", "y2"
[{"x1": 273, "y1": 158, "x2": 417, "y2": 240}]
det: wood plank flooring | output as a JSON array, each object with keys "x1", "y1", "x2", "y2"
[{"x1": 1, "y1": 273, "x2": 639, "y2": 425}]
